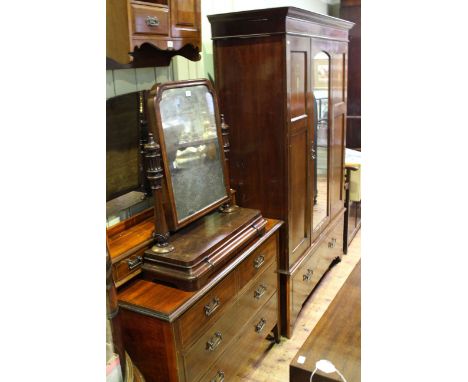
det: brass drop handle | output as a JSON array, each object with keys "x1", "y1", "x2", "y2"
[
  {"x1": 127, "y1": 256, "x2": 143, "y2": 270},
  {"x1": 328, "y1": 238, "x2": 337, "y2": 248},
  {"x1": 254, "y1": 284, "x2": 267, "y2": 300},
  {"x1": 255, "y1": 318, "x2": 266, "y2": 333},
  {"x1": 253, "y1": 254, "x2": 265, "y2": 269},
  {"x1": 206, "y1": 331, "x2": 223, "y2": 351},
  {"x1": 204, "y1": 297, "x2": 220, "y2": 316},
  {"x1": 303, "y1": 268, "x2": 313, "y2": 282},
  {"x1": 145, "y1": 16, "x2": 160, "y2": 27},
  {"x1": 210, "y1": 370, "x2": 225, "y2": 382}
]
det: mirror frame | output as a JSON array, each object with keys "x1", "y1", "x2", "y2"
[{"x1": 146, "y1": 79, "x2": 231, "y2": 231}]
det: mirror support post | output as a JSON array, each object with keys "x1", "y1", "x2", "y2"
[
  {"x1": 219, "y1": 114, "x2": 239, "y2": 214},
  {"x1": 144, "y1": 133, "x2": 175, "y2": 253}
]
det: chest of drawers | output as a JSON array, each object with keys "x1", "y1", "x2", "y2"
[{"x1": 118, "y1": 219, "x2": 282, "y2": 381}]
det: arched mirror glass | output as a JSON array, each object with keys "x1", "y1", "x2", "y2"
[
  {"x1": 158, "y1": 84, "x2": 228, "y2": 222},
  {"x1": 312, "y1": 51, "x2": 330, "y2": 231}
]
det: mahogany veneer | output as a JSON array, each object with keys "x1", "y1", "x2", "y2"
[
  {"x1": 209, "y1": 7, "x2": 354, "y2": 337},
  {"x1": 118, "y1": 219, "x2": 283, "y2": 382}
]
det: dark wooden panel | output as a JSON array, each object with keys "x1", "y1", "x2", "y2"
[
  {"x1": 290, "y1": 51, "x2": 307, "y2": 119},
  {"x1": 171, "y1": 0, "x2": 200, "y2": 38},
  {"x1": 120, "y1": 309, "x2": 180, "y2": 382},
  {"x1": 290, "y1": 261, "x2": 361, "y2": 382},
  {"x1": 214, "y1": 35, "x2": 287, "y2": 221}
]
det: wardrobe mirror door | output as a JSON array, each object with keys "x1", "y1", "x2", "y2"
[{"x1": 312, "y1": 51, "x2": 330, "y2": 232}]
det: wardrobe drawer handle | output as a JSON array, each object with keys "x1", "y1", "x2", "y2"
[
  {"x1": 255, "y1": 318, "x2": 266, "y2": 333},
  {"x1": 253, "y1": 254, "x2": 265, "y2": 269},
  {"x1": 210, "y1": 370, "x2": 225, "y2": 382},
  {"x1": 328, "y1": 238, "x2": 337, "y2": 248},
  {"x1": 254, "y1": 284, "x2": 267, "y2": 300},
  {"x1": 127, "y1": 256, "x2": 143, "y2": 270},
  {"x1": 206, "y1": 331, "x2": 223, "y2": 351},
  {"x1": 145, "y1": 16, "x2": 160, "y2": 27},
  {"x1": 204, "y1": 297, "x2": 220, "y2": 316},
  {"x1": 303, "y1": 268, "x2": 313, "y2": 282}
]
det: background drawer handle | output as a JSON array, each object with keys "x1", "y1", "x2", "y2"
[
  {"x1": 204, "y1": 297, "x2": 220, "y2": 316},
  {"x1": 210, "y1": 370, "x2": 225, "y2": 382},
  {"x1": 254, "y1": 284, "x2": 267, "y2": 300},
  {"x1": 145, "y1": 16, "x2": 160, "y2": 27},
  {"x1": 206, "y1": 331, "x2": 223, "y2": 351},
  {"x1": 127, "y1": 256, "x2": 143, "y2": 270},
  {"x1": 253, "y1": 255, "x2": 265, "y2": 269},
  {"x1": 255, "y1": 318, "x2": 266, "y2": 333},
  {"x1": 328, "y1": 238, "x2": 337, "y2": 248},
  {"x1": 303, "y1": 268, "x2": 313, "y2": 282}
]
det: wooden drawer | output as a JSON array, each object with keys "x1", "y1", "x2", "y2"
[
  {"x1": 131, "y1": 4, "x2": 169, "y2": 35},
  {"x1": 200, "y1": 292, "x2": 278, "y2": 382},
  {"x1": 291, "y1": 216, "x2": 344, "y2": 319},
  {"x1": 178, "y1": 270, "x2": 237, "y2": 349},
  {"x1": 237, "y1": 261, "x2": 277, "y2": 325},
  {"x1": 112, "y1": 246, "x2": 146, "y2": 287},
  {"x1": 238, "y1": 233, "x2": 277, "y2": 287},
  {"x1": 183, "y1": 302, "x2": 240, "y2": 382}
]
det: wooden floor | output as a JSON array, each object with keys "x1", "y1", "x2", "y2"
[{"x1": 236, "y1": 230, "x2": 361, "y2": 381}]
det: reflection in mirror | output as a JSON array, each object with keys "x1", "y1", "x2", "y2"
[
  {"x1": 159, "y1": 85, "x2": 228, "y2": 222},
  {"x1": 312, "y1": 51, "x2": 330, "y2": 231},
  {"x1": 106, "y1": 91, "x2": 153, "y2": 228}
]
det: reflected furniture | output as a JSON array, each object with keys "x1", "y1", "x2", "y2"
[
  {"x1": 289, "y1": 260, "x2": 361, "y2": 382},
  {"x1": 107, "y1": 0, "x2": 201, "y2": 67},
  {"x1": 209, "y1": 7, "x2": 353, "y2": 337}
]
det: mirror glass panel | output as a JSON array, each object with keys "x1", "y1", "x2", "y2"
[
  {"x1": 312, "y1": 51, "x2": 330, "y2": 231},
  {"x1": 106, "y1": 91, "x2": 153, "y2": 228},
  {"x1": 159, "y1": 84, "x2": 228, "y2": 222}
]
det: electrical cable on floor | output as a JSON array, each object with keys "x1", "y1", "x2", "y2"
[{"x1": 309, "y1": 359, "x2": 348, "y2": 382}]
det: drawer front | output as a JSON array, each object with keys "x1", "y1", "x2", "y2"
[
  {"x1": 237, "y1": 261, "x2": 277, "y2": 325},
  {"x1": 291, "y1": 248, "x2": 322, "y2": 319},
  {"x1": 200, "y1": 292, "x2": 278, "y2": 382},
  {"x1": 178, "y1": 270, "x2": 237, "y2": 349},
  {"x1": 183, "y1": 302, "x2": 240, "y2": 382},
  {"x1": 291, "y1": 216, "x2": 344, "y2": 319},
  {"x1": 131, "y1": 4, "x2": 169, "y2": 35},
  {"x1": 112, "y1": 247, "x2": 146, "y2": 286},
  {"x1": 238, "y1": 234, "x2": 277, "y2": 287}
]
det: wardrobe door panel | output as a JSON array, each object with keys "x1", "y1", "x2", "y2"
[{"x1": 287, "y1": 35, "x2": 312, "y2": 266}]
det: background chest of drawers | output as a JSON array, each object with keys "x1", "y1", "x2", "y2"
[{"x1": 117, "y1": 219, "x2": 282, "y2": 381}]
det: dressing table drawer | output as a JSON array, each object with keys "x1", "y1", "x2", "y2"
[
  {"x1": 183, "y1": 302, "x2": 239, "y2": 382},
  {"x1": 237, "y1": 261, "x2": 277, "y2": 324},
  {"x1": 238, "y1": 233, "x2": 277, "y2": 287},
  {"x1": 200, "y1": 292, "x2": 278, "y2": 382},
  {"x1": 131, "y1": 3, "x2": 169, "y2": 35},
  {"x1": 178, "y1": 270, "x2": 237, "y2": 349}
]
